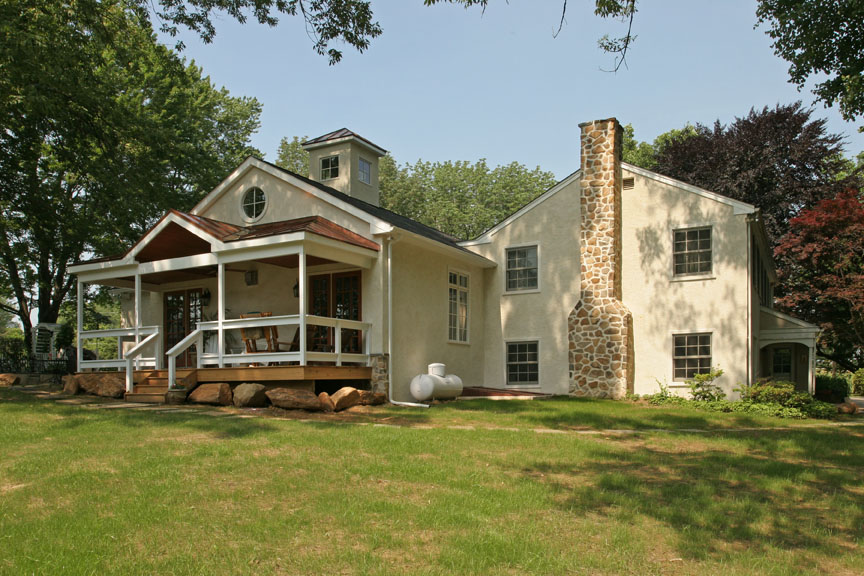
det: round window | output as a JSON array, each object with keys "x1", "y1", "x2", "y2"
[{"x1": 242, "y1": 187, "x2": 266, "y2": 220}]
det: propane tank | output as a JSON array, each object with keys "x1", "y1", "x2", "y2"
[{"x1": 409, "y1": 363, "x2": 463, "y2": 401}]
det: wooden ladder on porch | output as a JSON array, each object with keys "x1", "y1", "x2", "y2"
[{"x1": 125, "y1": 369, "x2": 198, "y2": 404}]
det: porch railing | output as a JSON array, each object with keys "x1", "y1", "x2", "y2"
[
  {"x1": 79, "y1": 326, "x2": 160, "y2": 372},
  {"x1": 124, "y1": 331, "x2": 161, "y2": 392},
  {"x1": 164, "y1": 314, "x2": 371, "y2": 389}
]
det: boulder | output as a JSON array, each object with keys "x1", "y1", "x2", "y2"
[
  {"x1": 164, "y1": 389, "x2": 189, "y2": 405},
  {"x1": 358, "y1": 390, "x2": 387, "y2": 406},
  {"x1": 331, "y1": 386, "x2": 361, "y2": 412},
  {"x1": 62, "y1": 375, "x2": 80, "y2": 395},
  {"x1": 188, "y1": 383, "x2": 232, "y2": 406},
  {"x1": 838, "y1": 402, "x2": 859, "y2": 415},
  {"x1": 76, "y1": 373, "x2": 125, "y2": 398},
  {"x1": 318, "y1": 392, "x2": 335, "y2": 412},
  {"x1": 233, "y1": 383, "x2": 267, "y2": 408},
  {"x1": 266, "y1": 388, "x2": 321, "y2": 411},
  {"x1": 0, "y1": 374, "x2": 21, "y2": 387}
]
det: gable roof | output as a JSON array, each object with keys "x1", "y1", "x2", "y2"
[{"x1": 302, "y1": 128, "x2": 388, "y2": 156}]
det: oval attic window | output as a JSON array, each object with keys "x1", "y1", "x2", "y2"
[{"x1": 242, "y1": 187, "x2": 266, "y2": 220}]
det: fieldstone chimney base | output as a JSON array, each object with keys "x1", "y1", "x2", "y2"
[{"x1": 568, "y1": 118, "x2": 634, "y2": 399}]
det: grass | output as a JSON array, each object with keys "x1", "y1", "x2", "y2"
[{"x1": 1, "y1": 388, "x2": 863, "y2": 575}]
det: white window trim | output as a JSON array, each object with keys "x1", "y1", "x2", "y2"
[
  {"x1": 239, "y1": 186, "x2": 267, "y2": 223},
  {"x1": 358, "y1": 157, "x2": 372, "y2": 185},
  {"x1": 504, "y1": 242, "x2": 541, "y2": 294},
  {"x1": 504, "y1": 338, "x2": 541, "y2": 388},
  {"x1": 447, "y1": 267, "x2": 470, "y2": 345},
  {"x1": 669, "y1": 224, "x2": 717, "y2": 281},
  {"x1": 320, "y1": 155, "x2": 339, "y2": 181},
  {"x1": 671, "y1": 329, "x2": 713, "y2": 383}
]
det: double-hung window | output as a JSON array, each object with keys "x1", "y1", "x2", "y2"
[
  {"x1": 320, "y1": 155, "x2": 339, "y2": 180},
  {"x1": 448, "y1": 271, "x2": 469, "y2": 343},
  {"x1": 506, "y1": 245, "x2": 538, "y2": 292},
  {"x1": 673, "y1": 227, "x2": 712, "y2": 277},
  {"x1": 358, "y1": 157, "x2": 372, "y2": 184},
  {"x1": 507, "y1": 341, "x2": 539, "y2": 386},
  {"x1": 673, "y1": 333, "x2": 711, "y2": 380}
]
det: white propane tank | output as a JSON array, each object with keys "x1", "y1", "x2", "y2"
[{"x1": 409, "y1": 364, "x2": 464, "y2": 402}]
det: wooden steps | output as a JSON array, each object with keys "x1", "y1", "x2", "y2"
[{"x1": 125, "y1": 370, "x2": 192, "y2": 404}]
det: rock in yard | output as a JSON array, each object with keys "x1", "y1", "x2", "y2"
[
  {"x1": 358, "y1": 390, "x2": 387, "y2": 406},
  {"x1": 331, "y1": 386, "x2": 361, "y2": 411},
  {"x1": 318, "y1": 392, "x2": 335, "y2": 412},
  {"x1": 266, "y1": 388, "x2": 321, "y2": 411},
  {"x1": 233, "y1": 383, "x2": 267, "y2": 408},
  {"x1": 0, "y1": 374, "x2": 21, "y2": 387},
  {"x1": 188, "y1": 383, "x2": 232, "y2": 406},
  {"x1": 838, "y1": 402, "x2": 859, "y2": 415},
  {"x1": 62, "y1": 375, "x2": 80, "y2": 395},
  {"x1": 76, "y1": 373, "x2": 125, "y2": 398}
]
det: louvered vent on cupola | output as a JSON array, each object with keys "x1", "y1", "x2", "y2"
[{"x1": 622, "y1": 177, "x2": 635, "y2": 190}]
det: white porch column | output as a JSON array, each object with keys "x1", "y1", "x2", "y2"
[
  {"x1": 76, "y1": 280, "x2": 83, "y2": 373},
  {"x1": 218, "y1": 262, "x2": 225, "y2": 368},
  {"x1": 808, "y1": 345, "x2": 815, "y2": 396},
  {"x1": 134, "y1": 273, "x2": 141, "y2": 371},
  {"x1": 299, "y1": 246, "x2": 307, "y2": 366}
]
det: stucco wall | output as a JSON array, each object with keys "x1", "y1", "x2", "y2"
[
  {"x1": 200, "y1": 166, "x2": 372, "y2": 234},
  {"x1": 471, "y1": 181, "x2": 580, "y2": 394},
  {"x1": 390, "y1": 239, "x2": 485, "y2": 402},
  {"x1": 307, "y1": 143, "x2": 380, "y2": 206},
  {"x1": 621, "y1": 168, "x2": 751, "y2": 396}
]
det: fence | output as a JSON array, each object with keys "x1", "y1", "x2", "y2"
[{"x1": 0, "y1": 338, "x2": 75, "y2": 375}]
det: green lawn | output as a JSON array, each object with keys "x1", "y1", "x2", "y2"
[{"x1": 1, "y1": 389, "x2": 863, "y2": 575}]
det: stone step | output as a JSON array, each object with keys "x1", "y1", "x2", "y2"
[{"x1": 124, "y1": 392, "x2": 166, "y2": 404}]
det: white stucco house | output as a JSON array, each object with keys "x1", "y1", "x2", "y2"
[{"x1": 69, "y1": 119, "x2": 818, "y2": 403}]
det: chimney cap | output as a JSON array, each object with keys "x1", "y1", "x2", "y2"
[{"x1": 578, "y1": 117, "x2": 620, "y2": 129}]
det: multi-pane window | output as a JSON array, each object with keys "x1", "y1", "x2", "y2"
[
  {"x1": 507, "y1": 341, "x2": 539, "y2": 386},
  {"x1": 506, "y1": 246, "x2": 538, "y2": 291},
  {"x1": 673, "y1": 227, "x2": 712, "y2": 276},
  {"x1": 358, "y1": 157, "x2": 372, "y2": 184},
  {"x1": 242, "y1": 187, "x2": 266, "y2": 219},
  {"x1": 320, "y1": 155, "x2": 339, "y2": 180},
  {"x1": 448, "y1": 271, "x2": 469, "y2": 342},
  {"x1": 772, "y1": 348, "x2": 792, "y2": 377},
  {"x1": 673, "y1": 333, "x2": 711, "y2": 380}
]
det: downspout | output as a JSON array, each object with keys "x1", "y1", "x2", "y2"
[
  {"x1": 386, "y1": 234, "x2": 429, "y2": 408},
  {"x1": 745, "y1": 214, "x2": 754, "y2": 388}
]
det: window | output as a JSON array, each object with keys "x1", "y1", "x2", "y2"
[
  {"x1": 673, "y1": 333, "x2": 711, "y2": 380},
  {"x1": 772, "y1": 347, "x2": 792, "y2": 377},
  {"x1": 448, "y1": 271, "x2": 469, "y2": 342},
  {"x1": 506, "y1": 245, "x2": 538, "y2": 291},
  {"x1": 673, "y1": 227, "x2": 712, "y2": 276},
  {"x1": 320, "y1": 155, "x2": 339, "y2": 180},
  {"x1": 358, "y1": 157, "x2": 372, "y2": 185},
  {"x1": 241, "y1": 187, "x2": 266, "y2": 220},
  {"x1": 507, "y1": 341, "x2": 539, "y2": 386}
]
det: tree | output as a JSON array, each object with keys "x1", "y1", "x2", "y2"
[
  {"x1": 380, "y1": 157, "x2": 557, "y2": 239},
  {"x1": 0, "y1": 0, "x2": 262, "y2": 346},
  {"x1": 757, "y1": 0, "x2": 864, "y2": 125},
  {"x1": 775, "y1": 189, "x2": 864, "y2": 371},
  {"x1": 621, "y1": 123, "x2": 698, "y2": 170},
  {"x1": 276, "y1": 136, "x2": 310, "y2": 176},
  {"x1": 650, "y1": 103, "x2": 859, "y2": 244}
]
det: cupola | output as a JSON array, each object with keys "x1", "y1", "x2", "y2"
[{"x1": 302, "y1": 129, "x2": 387, "y2": 206}]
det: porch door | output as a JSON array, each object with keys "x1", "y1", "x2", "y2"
[
  {"x1": 307, "y1": 271, "x2": 361, "y2": 353},
  {"x1": 164, "y1": 288, "x2": 203, "y2": 368}
]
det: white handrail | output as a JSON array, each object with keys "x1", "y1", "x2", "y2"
[
  {"x1": 123, "y1": 331, "x2": 160, "y2": 392},
  {"x1": 167, "y1": 328, "x2": 203, "y2": 389},
  {"x1": 80, "y1": 326, "x2": 159, "y2": 339}
]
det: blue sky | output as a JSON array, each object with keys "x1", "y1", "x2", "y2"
[{"x1": 163, "y1": 0, "x2": 863, "y2": 180}]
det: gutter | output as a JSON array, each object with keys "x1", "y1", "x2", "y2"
[{"x1": 386, "y1": 234, "x2": 428, "y2": 408}]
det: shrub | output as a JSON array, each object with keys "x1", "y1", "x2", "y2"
[
  {"x1": 815, "y1": 374, "x2": 850, "y2": 403},
  {"x1": 749, "y1": 381, "x2": 796, "y2": 405},
  {"x1": 687, "y1": 368, "x2": 725, "y2": 402},
  {"x1": 851, "y1": 369, "x2": 864, "y2": 396},
  {"x1": 800, "y1": 400, "x2": 838, "y2": 419}
]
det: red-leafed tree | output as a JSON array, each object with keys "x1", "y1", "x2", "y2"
[{"x1": 775, "y1": 190, "x2": 864, "y2": 371}]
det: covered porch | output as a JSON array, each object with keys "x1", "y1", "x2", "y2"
[
  {"x1": 70, "y1": 211, "x2": 382, "y2": 393},
  {"x1": 757, "y1": 307, "x2": 820, "y2": 394}
]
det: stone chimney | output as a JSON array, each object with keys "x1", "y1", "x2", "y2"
[
  {"x1": 568, "y1": 118, "x2": 634, "y2": 398},
  {"x1": 302, "y1": 129, "x2": 387, "y2": 206}
]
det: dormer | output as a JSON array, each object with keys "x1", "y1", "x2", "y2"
[{"x1": 302, "y1": 128, "x2": 387, "y2": 206}]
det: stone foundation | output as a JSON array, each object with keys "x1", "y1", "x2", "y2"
[
  {"x1": 568, "y1": 118, "x2": 634, "y2": 399},
  {"x1": 369, "y1": 353, "x2": 389, "y2": 395}
]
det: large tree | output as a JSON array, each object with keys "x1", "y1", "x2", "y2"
[
  {"x1": 775, "y1": 189, "x2": 864, "y2": 371},
  {"x1": 276, "y1": 136, "x2": 311, "y2": 176},
  {"x1": 645, "y1": 103, "x2": 859, "y2": 244},
  {"x1": 0, "y1": 0, "x2": 262, "y2": 345}
]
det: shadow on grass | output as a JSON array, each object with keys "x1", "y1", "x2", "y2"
[{"x1": 519, "y1": 427, "x2": 864, "y2": 560}]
